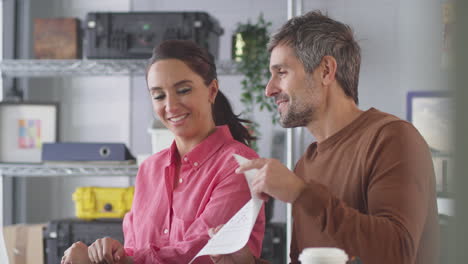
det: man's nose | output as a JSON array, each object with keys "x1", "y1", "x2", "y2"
[{"x1": 265, "y1": 78, "x2": 279, "y2": 98}]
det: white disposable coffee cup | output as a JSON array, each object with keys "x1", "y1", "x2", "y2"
[{"x1": 299, "y1": 247, "x2": 348, "y2": 264}]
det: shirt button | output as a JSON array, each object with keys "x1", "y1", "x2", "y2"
[
  {"x1": 179, "y1": 178, "x2": 183, "y2": 183},
  {"x1": 163, "y1": 228, "x2": 168, "y2": 234},
  {"x1": 194, "y1": 162, "x2": 199, "y2": 166},
  {"x1": 183, "y1": 157, "x2": 188, "y2": 162}
]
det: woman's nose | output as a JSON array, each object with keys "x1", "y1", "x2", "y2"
[{"x1": 165, "y1": 95, "x2": 180, "y2": 113}]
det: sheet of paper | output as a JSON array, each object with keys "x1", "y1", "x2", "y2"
[{"x1": 189, "y1": 154, "x2": 262, "y2": 263}]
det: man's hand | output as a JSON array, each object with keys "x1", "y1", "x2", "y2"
[
  {"x1": 236, "y1": 158, "x2": 306, "y2": 203},
  {"x1": 61, "y1": 241, "x2": 91, "y2": 264},
  {"x1": 88, "y1": 237, "x2": 128, "y2": 264},
  {"x1": 209, "y1": 225, "x2": 255, "y2": 264}
]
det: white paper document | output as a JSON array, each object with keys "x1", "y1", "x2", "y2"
[{"x1": 189, "y1": 154, "x2": 263, "y2": 263}]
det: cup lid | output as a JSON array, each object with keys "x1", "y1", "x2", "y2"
[{"x1": 298, "y1": 247, "x2": 348, "y2": 263}]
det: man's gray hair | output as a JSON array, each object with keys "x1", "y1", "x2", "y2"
[{"x1": 268, "y1": 10, "x2": 361, "y2": 104}]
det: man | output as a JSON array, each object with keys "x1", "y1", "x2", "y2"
[{"x1": 212, "y1": 10, "x2": 439, "y2": 264}]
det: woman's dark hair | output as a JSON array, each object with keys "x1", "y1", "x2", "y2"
[{"x1": 146, "y1": 39, "x2": 256, "y2": 146}]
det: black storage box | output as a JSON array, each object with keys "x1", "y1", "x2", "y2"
[
  {"x1": 84, "y1": 12, "x2": 224, "y2": 59},
  {"x1": 43, "y1": 219, "x2": 124, "y2": 264},
  {"x1": 44, "y1": 219, "x2": 286, "y2": 264}
]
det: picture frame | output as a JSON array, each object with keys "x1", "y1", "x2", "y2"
[
  {"x1": 0, "y1": 102, "x2": 59, "y2": 163},
  {"x1": 407, "y1": 91, "x2": 453, "y2": 196}
]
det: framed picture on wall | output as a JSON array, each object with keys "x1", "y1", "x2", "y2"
[
  {"x1": 407, "y1": 91, "x2": 453, "y2": 196},
  {"x1": 0, "y1": 102, "x2": 59, "y2": 163}
]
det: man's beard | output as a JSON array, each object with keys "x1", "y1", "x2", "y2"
[{"x1": 278, "y1": 95, "x2": 314, "y2": 128}]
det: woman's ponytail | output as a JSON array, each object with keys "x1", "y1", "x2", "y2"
[{"x1": 212, "y1": 91, "x2": 256, "y2": 146}]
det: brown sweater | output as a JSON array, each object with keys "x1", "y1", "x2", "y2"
[{"x1": 290, "y1": 108, "x2": 439, "y2": 264}]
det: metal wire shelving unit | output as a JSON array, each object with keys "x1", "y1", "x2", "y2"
[
  {"x1": 0, "y1": 59, "x2": 239, "y2": 77},
  {"x1": 0, "y1": 163, "x2": 139, "y2": 177}
]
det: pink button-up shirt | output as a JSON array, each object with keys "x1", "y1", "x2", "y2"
[{"x1": 123, "y1": 125, "x2": 265, "y2": 264}]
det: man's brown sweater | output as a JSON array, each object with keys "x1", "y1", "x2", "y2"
[{"x1": 290, "y1": 108, "x2": 439, "y2": 264}]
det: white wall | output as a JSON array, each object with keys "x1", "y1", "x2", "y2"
[{"x1": 303, "y1": 0, "x2": 444, "y2": 119}]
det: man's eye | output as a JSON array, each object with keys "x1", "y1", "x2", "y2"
[{"x1": 278, "y1": 71, "x2": 286, "y2": 76}]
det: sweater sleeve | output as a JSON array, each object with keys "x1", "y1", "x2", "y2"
[
  {"x1": 289, "y1": 224, "x2": 300, "y2": 264},
  {"x1": 292, "y1": 121, "x2": 436, "y2": 264}
]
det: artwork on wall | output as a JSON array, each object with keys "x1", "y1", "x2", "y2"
[
  {"x1": 0, "y1": 102, "x2": 58, "y2": 163},
  {"x1": 407, "y1": 91, "x2": 453, "y2": 196},
  {"x1": 407, "y1": 91, "x2": 452, "y2": 154}
]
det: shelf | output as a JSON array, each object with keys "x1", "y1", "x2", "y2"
[
  {"x1": 0, "y1": 163, "x2": 139, "y2": 177},
  {"x1": 0, "y1": 59, "x2": 239, "y2": 77}
]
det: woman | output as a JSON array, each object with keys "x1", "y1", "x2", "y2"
[{"x1": 61, "y1": 40, "x2": 265, "y2": 264}]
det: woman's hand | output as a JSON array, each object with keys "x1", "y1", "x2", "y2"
[
  {"x1": 61, "y1": 241, "x2": 91, "y2": 264},
  {"x1": 88, "y1": 237, "x2": 127, "y2": 264}
]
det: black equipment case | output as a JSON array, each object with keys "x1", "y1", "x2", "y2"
[
  {"x1": 43, "y1": 219, "x2": 124, "y2": 264},
  {"x1": 261, "y1": 222, "x2": 286, "y2": 264},
  {"x1": 84, "y1": 12, "x2": 224, "y2": 59},
  {"x1": 44, "y1": 219, "x2": 286, "y2": 264}
]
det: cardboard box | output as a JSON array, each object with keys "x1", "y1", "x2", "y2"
[
  {"x1": 3, "y1": 224, "x2": 45, "y2": 264},
  {"x1": 34, "y1": 18, "x2": 81, "y2": 59}
]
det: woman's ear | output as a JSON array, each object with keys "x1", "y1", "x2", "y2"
[{"x1": 208, "y1": 79, "x2": 219, "y2": 104}]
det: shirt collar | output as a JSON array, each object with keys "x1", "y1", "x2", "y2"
[{"x1": 164, "y1": 125, "x2": 234, "y2": 169}]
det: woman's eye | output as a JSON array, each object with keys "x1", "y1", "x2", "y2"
[
  {"x1": 153, "y1": 94, "x2": 165, "y2": 100},
  {"x1": 177, "y1": 87, "x2": 192, "y2": 94}
]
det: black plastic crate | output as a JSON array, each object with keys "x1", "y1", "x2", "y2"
[
  {"x1": 43, "y1": 218, "x2": 124, "y2": 264},
  {"x1": 84, "y1": 12, "x2": 224, "y2": 59}
]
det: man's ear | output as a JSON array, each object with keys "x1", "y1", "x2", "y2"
[
  {"x1": 208, "y1": 79, "x2": 219, "y2": 104},
  {"x1": 320, "y1": 56, "x2": 337, "y2": 85}
]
